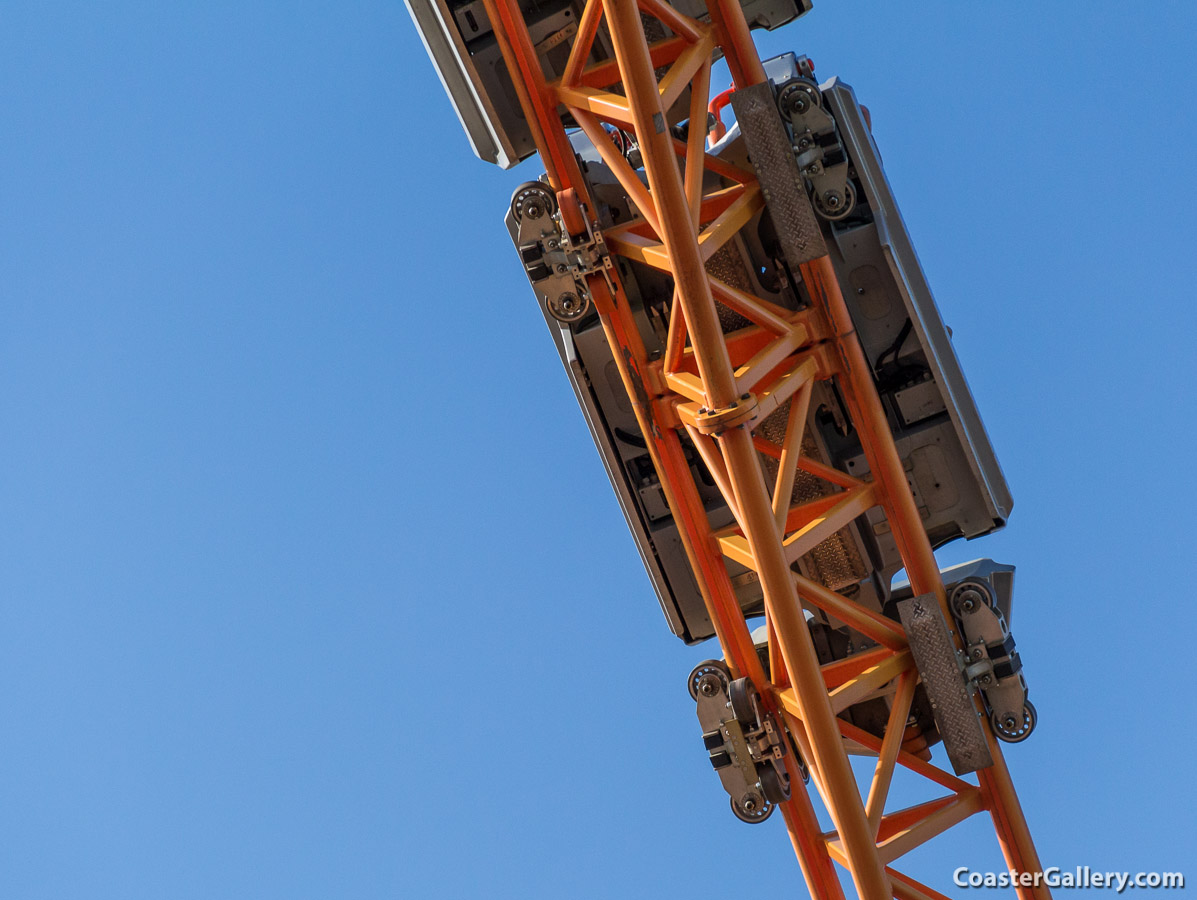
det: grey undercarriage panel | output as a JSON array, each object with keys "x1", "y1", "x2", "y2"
[
  {"x1": 506, "y1": 54, "x2": 1012, "y2": 646},
  {"x1": 820, "y1": 78, "x2": 1013, "y2": 528}
]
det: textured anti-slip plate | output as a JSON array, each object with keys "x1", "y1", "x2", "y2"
[
  {"x1": 898, "y1": 594, "x2": 993, "y2": 775},
  {"x1": 730, "y1": 81, "x2": 828, "y2": 266}
]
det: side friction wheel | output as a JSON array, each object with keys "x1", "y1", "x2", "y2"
[
  {"x1": 545, "y1": 291, "x2": 590, "y2": 324},
  {"x1": 777, "y1": 78, "x2": 821, "y2": 121},
  {"x1": 813, "y1": 181, "x2": 856, "y2": 221},
  {"x1": 951, "y1": 580, "x2": 994, "y2": 617},
  {"x1": 510, "y1": 181, "x2": 557, "y2": 223},
  {"x1": 688, "y1": 659, "x2": 730, "y2": 701},
  {"x1": 730, "y1": 791, "x2": 774, "y2": 824},
  {"x1": 992, "y1": 700, "x2": 1037, "y2": 743}
]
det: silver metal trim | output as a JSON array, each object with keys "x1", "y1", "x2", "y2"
[
  {"x1": 823, "y1": 78, "x2": 1014, "y2": 523},
  {"x1": 404, "y1": 0, "x2": 520, "y2": 168}
]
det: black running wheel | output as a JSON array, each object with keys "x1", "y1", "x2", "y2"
[
  {"x1": 759, "y1": 762, "x2": 791, "y2": 804},
  {"x1": 728, "y1": 676, "x2": 758, "y2": 724}
]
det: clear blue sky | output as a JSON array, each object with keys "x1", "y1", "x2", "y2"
[{"x1": 2, "y1": 2, "x2": 1194, "y2": 897}]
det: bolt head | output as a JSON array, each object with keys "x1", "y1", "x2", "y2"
[{"x1": 787, "y1": 93, "x2": 809, "y2": 116}]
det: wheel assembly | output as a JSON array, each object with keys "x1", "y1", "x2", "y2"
[
  {"x1": 688, "y1": 659, "x2": 730, "y2": 701},
  {"x1": 992, "y1": 700, "x2": 1037, "y2": 743},
  {"x1": 546, "y1": 290, "x2": 590, "y2": 324},
  {"x1": 814, "y1": 181, "x2": 856, "y2": 220},
  {"x1": 730, "y1": 790, "x2": 773, "y2": 824},
  {"x1": 510, "y1": 181, "x2": 557, "y2": 223},
  {"x1": 777, "y1": 78, "x2": 821, "y2": 120},
  {"x1": 950, "y1": 580, "x2": 993, "y2": 618},
  {"x1": 688, "y1": 663, "x2": 793, "y2": 825}
]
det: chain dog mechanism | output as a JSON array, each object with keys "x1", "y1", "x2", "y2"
[
  {"x1": 688, "y1": 660, "x2": 793, "y2": 824},
  {"x1": 509, "y1": 180, "x2": 614, "y2": 324}
]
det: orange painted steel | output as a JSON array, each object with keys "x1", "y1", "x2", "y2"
[{"x1": 477, "y1": 0, "x2": 1049, "y2": 896}]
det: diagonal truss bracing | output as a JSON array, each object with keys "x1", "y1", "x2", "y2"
[{"x1": 476, "y1": 0, "x2": 1050, "y2": 896}]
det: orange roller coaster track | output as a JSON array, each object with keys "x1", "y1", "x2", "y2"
[{"x1": 474, "y1": 0, "x2": 1049, "y2": 896}]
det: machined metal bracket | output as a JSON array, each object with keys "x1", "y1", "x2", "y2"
[
  {"x1": 689, "y1": 660, "x2": 792, "y2": 824},
  {"x1": 510, "y1": 181, "x2": 615, "y2": 323},
  {"x1": 947, "y1": 565, "x2": 1035, "y2": 744}
]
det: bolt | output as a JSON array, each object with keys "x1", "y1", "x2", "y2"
[
  {"x1": 740, "y1": 393, "x2": 750, "y2": 400},
  {"x1": 556, "y1": 264, "x2": 567, "y2": 274}
]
